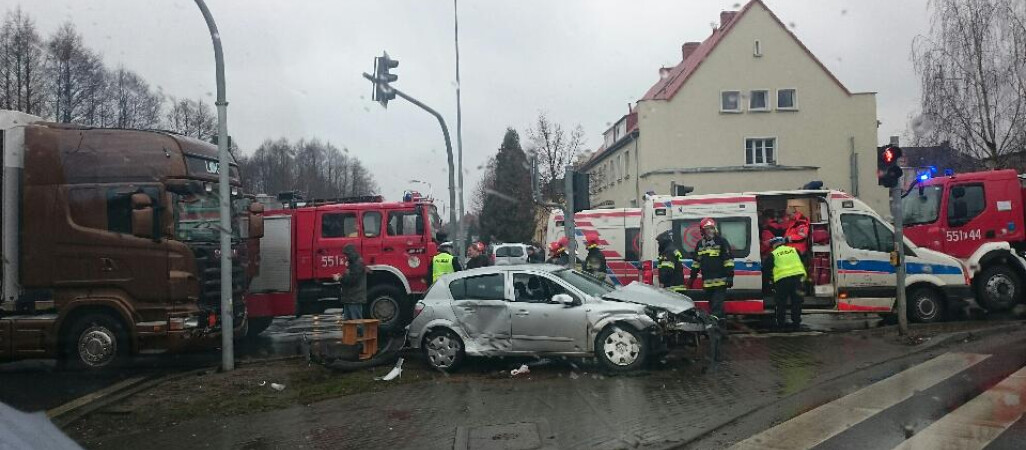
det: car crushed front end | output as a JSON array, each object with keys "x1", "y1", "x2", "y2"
[{"x1": 599, "y1": 282, "x2": 715, "y2": 353}]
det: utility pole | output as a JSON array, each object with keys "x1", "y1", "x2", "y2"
[
  {"x1": 888, "y1": 136, "x2": 909, "y2": 336},
  {"x1": 193, "y1": 0, "x2": 234, "y2": 371},
  {"x1": 453, "y1": 0, "x2": 466, "y2": 255},
  {"x1": 563, "y1": 165, "x2": 576, "y2": 268},
  {"x1": 364, "y1": 69, "x2": 460, "y2": 255}
]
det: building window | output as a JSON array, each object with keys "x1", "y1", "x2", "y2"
[
  {"x1": 750, "y1": 90, "x2": 769, "y2": 111},
  {"x1": 720, "y1": 90, "x2": 741, "y2": 112},
  {"x1": 616, "y1": 154, "x2": 623, "y2": 181},
  {"x1": 745, "y1": 138, "x2": 776, "y2": 165},
  {"x1": 777, "y1": 89, "x2": 797, "y2": 110},
  {"x1": 754, "y1": 40, "x2": 762, "y2": 57},
  {"x1": 624, "y1": 151, "x2": 630, "y2": 179}
]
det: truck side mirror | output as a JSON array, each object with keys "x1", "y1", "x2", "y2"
[
  {"x1": 131, "y1": 193, "x2": 154, "y2": 239},
  {"x1": 248, "y1": 202, "x2": 264, "y2": 239}
]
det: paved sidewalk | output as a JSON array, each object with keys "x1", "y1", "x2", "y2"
[{"x1": 74, "y1": 326, "x2": 986, "y2": 450}]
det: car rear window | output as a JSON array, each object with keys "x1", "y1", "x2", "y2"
[
  {"x1": 495, "y1": 247, "x2": 510, "y2": 257},
  {"x1": 506, "y1": 246, "x2": 524, "y2": 257},
  {"x1": 450, "y1": 274, "x2": 505, "y2": 301}
]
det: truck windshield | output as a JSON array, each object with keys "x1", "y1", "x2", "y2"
[
  {"x1": 902, "y1": 185, "x2": 943, "y2": 225},
  {"x1": 427, "y1": 205, "x2": 442, "y2": 237},
  {"x1": 173, "y1": 188, "x2": 242, "y2": 242}
]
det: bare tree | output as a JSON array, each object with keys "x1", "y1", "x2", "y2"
[
  {"x1": 46, "y1": 22, "x2": 106, "y2": 124},
  {"x1": 239, "y1": 138, "x2": 378, "y2": 198},
  {"x1": 108, "y1": 67, "x2": 162, "y2": 129},
  {"x1": 471, "y1": 156, "x2": 496, "y2": 214},
  {"x1": 525, "y1": 112, "x2": 585, "y2": 201},
  {"x1": 911, "y1": 0, "x2": 1026, "y2": 166},
  {"x1": 0, "y1": 8, "x2": 47, "y2": 115},
  {"x1": 164, "y1": 97, "x2": 216, "y2": 140}
]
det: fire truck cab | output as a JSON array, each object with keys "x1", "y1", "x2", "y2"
[
  {"x1": 545, "y1": 208, "x2": 642, "y2": 285},
  {"x1": 903, "y1": 169, "x2": 1026, "y2": 311},
  {"x1": 640, "y1": 190, "x2": 973, "y2": 322},
  {"x1": 245, "y1": 193, "x2": 441, "y2": 334}
]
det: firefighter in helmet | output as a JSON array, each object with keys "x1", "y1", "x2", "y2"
[
  {"x1": 656, "y1": 230, "x2": 685, "y2": 293},
  {"x1": 583, "y1": 235, "x2": 608, "y2": 282},
  {"x1": 429, "y1": 242, "x2": 463, "y2": 283},
  {"x1": 688, "y1": 217, "x2": 735, "y2": 321}
]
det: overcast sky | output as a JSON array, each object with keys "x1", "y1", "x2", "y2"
[{"x1": 16, "y1": 0, "x2": 931, "y2": 214}]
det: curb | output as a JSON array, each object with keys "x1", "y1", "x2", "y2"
[{"x1": 677, "y1": 321, "x2": 1025, "y2": 449}]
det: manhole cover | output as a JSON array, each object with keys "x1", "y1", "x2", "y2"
[{"x1": 454, "y1": 421, "x2": 556, "y2": 450}]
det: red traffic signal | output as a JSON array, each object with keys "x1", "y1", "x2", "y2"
[{"x1": 877, "y1": 145, "x2": 903, "y2": 188}]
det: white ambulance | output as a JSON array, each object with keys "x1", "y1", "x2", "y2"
[
  {"x1": 545, "y1": 208, "x2": 641, "y2": 286},
  {"x1": 639, "y1": 190, "x2": 973, "y2": 322}
]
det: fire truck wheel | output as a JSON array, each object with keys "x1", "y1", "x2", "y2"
[
  {"x1": 908, "y1": 288, "x2": 944, "y2": 323},
  {"x1": 977, "y1": 266, "x2": 1021, "y2": 312},
  {"x1": 63, "y1": 313, "x2": 128, "y2": 370},
  {"x1": 366, "y1": 285, "x2": 408, "y2": 333},
  {"x1": 246, "y1": 317, "x2": 274, "y2": 338}
]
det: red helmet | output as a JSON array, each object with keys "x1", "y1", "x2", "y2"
[
  {"x1": 474, "y1": 242, "x2": 486, "y2": 253},
  {"x1": 557, "y1": 236, "x2": 569, "y2": 247},
  {"x1": 700, "y1": 217, "x2": 718, "y2": 229},
  {"x1": 585, "y1": 236, "x2": 600, "y2": 248},
  {"x1": 548, "y1": 241, "x2": 561, "y2": 253}
]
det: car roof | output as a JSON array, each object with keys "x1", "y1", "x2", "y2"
[{"x1": 447, "y1": 264, "x2": 565, "y2": 279}]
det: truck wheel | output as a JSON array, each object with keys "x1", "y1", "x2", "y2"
[
  {"x1": 595, "y1": 325, "x2": 647, "y2": 372},
  {"x1": 423, "y1": 328, "x2": 465, "y2": 371},
  {"x1": 63, "y1": 313, "x2": 128, "y2": 370},
  {"x1": 908, "y1": 288, "x2": 944, "y2": 323},
  {"x1": 977, "y1": 266, "x2": 1021, "y2": 312},
  {"x1": 246, "y1": 317, "x2": 274, "y2": 338},
  {"x1": 366, "y1": 285, "x2": 408, "y2": 333}
]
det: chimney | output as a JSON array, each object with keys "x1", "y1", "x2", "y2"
[
  {"x1": 720, "y1": 11, "x2": 738, "y2": 28},
  {"x1": 681, "y1": 42, "x2": 701, "y2": 61}
]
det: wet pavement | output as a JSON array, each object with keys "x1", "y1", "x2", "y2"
[{"x1": 74, "y1": 319, "x2": 1026, "y2": 450}]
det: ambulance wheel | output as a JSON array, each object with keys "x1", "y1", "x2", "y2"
[
  {"x1": 908, "y1": 288, "x2": 944, "y2": 323},
  {"x1": 976, "y1": 266, "x2": 1020, "y2": 312},
  {"x1": 366, "y1": 285, "x2": 408, "y2": 333}
]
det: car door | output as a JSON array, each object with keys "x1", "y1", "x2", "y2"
[
  {"x1": 836, "y1": 213, "x2": 897, "y2": 309},
  {"x1": 448, "y1": 273, "x2": 512, "y2": 352},
  {"x1": 509, "y1": 272, "x2": 589, "y2": 353},
  {"x1": 313, "y1": 210, "x2": 360, "y2": 280}
]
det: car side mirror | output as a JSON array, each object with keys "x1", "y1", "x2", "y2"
[
  {"x1": 131, "y1": 193, "x2": 154, "y2": 239},
  {"x1": 552, "y1": 294, "x2": 575, "y2": 306},
  {"x1": 248, "y1": 202, "x2": 264, "y2": 239}
]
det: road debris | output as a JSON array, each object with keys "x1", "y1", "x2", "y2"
[
  {"x1": 376, "y1": 358, "x2": 404, "y2": 381},
  {"x1": 270, "y1": 383, "x2": 286, "y2": 392},
  {"x1": 510, "y1": 364, "x2": 530, "y2": 377}
]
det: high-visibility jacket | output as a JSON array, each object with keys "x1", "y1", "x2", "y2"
[
  {"x1": 690, "y1": 236, "x2": 735, "y2": 289},
  {"x1": 431, "y1": 252, "x2": 456, "y2": 282},
  {"x1": 770, "y1": 244, "x2": 807, "y2": 282}
]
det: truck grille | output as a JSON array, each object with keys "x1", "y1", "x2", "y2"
[{"x1": 192, "y1": 243, "x2": 247, "y2": 314}]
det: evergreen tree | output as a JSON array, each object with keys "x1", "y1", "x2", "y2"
[{"x1": 479, "y1": 128, "x2": 535, "y2": 243}]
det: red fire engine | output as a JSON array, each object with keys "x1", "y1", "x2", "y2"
[
  {"x1": 903, "y1": 169, "x2": 1026, "y2": 312},
  {"x1": 244, "y1": 192, "x2": 442, "y2": 335}
]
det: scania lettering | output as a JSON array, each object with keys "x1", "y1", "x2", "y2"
[
  {"x1": 640, "y1": 189, "x2": 972, "y2": 322},
  {"x1": 0, "y1": 111, "x2": 264, "y2": 369}
]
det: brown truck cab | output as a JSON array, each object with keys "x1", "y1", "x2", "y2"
[{"x1": 0, "y1": 111, "x2": 263, "y2": 369}]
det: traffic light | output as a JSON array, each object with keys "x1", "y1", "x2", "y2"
[
  {"x1": 372, "y1": 52, "x2": 399, "y2": 107},
  {"x1": 877, "y1": 145, "x2": 903, "y2": 188},
  {"x1": 572, "y1": 171, "x2": 590, "y2": 212}
]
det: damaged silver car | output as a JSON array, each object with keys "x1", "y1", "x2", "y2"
[{"x1": 408, "y1": 264, "x2": 713, "y2": 372}]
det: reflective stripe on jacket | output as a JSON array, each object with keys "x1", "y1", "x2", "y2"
[
  {"x1": 771, "y1": 245, "x2": 807, "y2": 282},
  {"x1": 432, "y1": 253, "x2": 456, "y2": 282}
]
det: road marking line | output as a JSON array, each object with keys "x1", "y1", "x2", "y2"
[
  {"x1": 731, "y1": 352, "x2": 991, "y2": 450},
  {"x1": 893, "y1": 366, "x2": 1026, "y2": 450},
  {"x1": 46, "y1": 375, "x2": 148, "y2": 419}
]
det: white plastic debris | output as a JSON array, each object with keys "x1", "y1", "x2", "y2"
[
  {"x1": 510, "y1": 364, "x2": 530, "y2": 377},
  {"x1": 258, "y1": 381, "x2": 267, "y2": 387},
  {"x1": 569, "y1": 372, "x2": 580, "y2": 380},
  {"x1": 270, "y1": 383, "x2": 286, "y2": 391},
  {"x1": 376, "y1": 358, "x2": 404, "y2": 381}
]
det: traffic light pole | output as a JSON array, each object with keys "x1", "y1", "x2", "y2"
[
  {"x1": 563, "y1": 165, "x2": 576, "y2": 268},
  {"x1": 890, "y1": 186, "x2": 909, "y2": 336},
  {"x1": 362, "y1": 73, "x2": 461, "y2": 259}
]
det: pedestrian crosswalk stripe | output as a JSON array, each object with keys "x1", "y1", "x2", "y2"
[
  {"x1": 893, "y1": 365, "x2": 1026, "y2": 450},
  {"x1": 731, "y1": 352, "x2": 991, "y2": 450}
]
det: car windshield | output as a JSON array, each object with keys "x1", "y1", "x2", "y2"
[
  {"x1": 554, "y1": 269, "x2": 615, "y2": 297},
  {"x1": 172, "y1": 188, "x2": 242, "y2": 241},
  {"x1": 902, "y1": 185, "x2": 943, "y2": 225}
]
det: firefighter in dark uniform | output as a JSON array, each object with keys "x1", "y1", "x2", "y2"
[
  {"x1": 688, "y1": 217, "x2": 735, "y2": 321},
  {"x1": 583, "y1": 236, "x2": 608, "y2": 282},
  {"x1": 656, "y1": 231, "x2": 685, "y2": 293}
]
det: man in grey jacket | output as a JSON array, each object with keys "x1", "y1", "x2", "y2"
[{"x1": 333, "y1": 244, "x2": 367, "y2": 321}]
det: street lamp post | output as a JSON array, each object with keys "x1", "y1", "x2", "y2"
[{"x1": 193, "y1": 0, "x2": 234, "y2": 372}]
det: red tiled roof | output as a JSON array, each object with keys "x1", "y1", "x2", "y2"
[{"x1": 641, "y1": 0, "x2": 853, "y2": 102}]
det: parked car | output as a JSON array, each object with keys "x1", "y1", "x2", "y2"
[
  {"x1": 408, "y1": 264, "x2": 712, "y2": 372},
  {"x1": 492, "y1": 243, "x2": 530, "y2": 265}
]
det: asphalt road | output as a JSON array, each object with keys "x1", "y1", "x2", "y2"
[{"x1": 0, "y1": 311, "x2": 1018, "y2": 414}]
